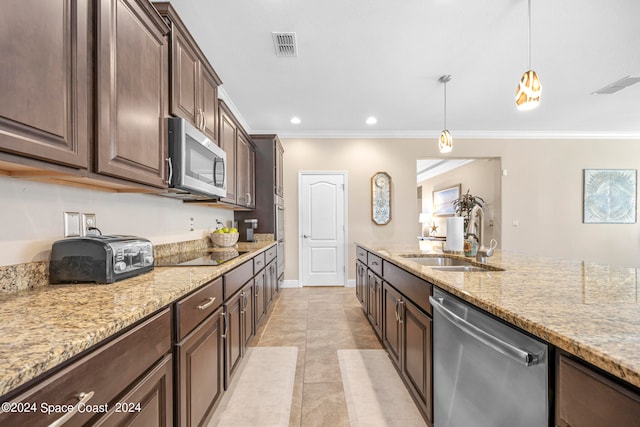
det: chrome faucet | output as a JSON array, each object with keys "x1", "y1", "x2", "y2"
[{"x1": 467, "y1": 205, "x2": 497, "y2": 263}]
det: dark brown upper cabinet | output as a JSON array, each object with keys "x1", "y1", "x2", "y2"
[
  {"x1": 0, "y1": 0, "x2": 90, "y2": 169},
  {"x1": 95, "y1": 0, "x2": 170, "y2": 188},
  {"x1": 154, "y1": 2, "x2": 222, "y2": 144}
]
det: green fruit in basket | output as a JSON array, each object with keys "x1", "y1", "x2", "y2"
[
  {"x1": 222, "y1": 227, "x2": 229, "y2": 233},
  {"x1": 229, "y1": 227, "x2": 238, "y2": 233},
  {"x1": 214, "y1": 228, "x2": 225, "y2": 234}
]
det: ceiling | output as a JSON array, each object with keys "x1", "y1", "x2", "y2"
[{"x1": 168, "y1": 0, "x2": 640, "y2": 139}]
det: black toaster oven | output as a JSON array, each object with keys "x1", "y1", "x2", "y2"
[{"x1": 49, "y1": 235, "x2": 154, "y2": 284}]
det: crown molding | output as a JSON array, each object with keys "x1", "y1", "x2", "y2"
[
  {"x1": 217, "y1": 87, "x2": 252, "y2": 133},
  {"x1": 260, "y1": 130, "x2": 640, "y2": 140}
]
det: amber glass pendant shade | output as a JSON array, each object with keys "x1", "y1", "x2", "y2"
[
  {"x1": 439, "y1": 129, "x2": 453, "y2": 153},
  {"x1": 515, "y1": 69, "x2": 541, "y2": 110}
]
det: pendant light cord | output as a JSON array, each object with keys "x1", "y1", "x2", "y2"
[
  {"x1": 528, "y1": 0, "x2": 532, "y2": 70},
  {"x1": 443, "y1": 80, "x2": 447, "y2": 129}
]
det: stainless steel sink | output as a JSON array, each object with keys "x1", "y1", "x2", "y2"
[{"x1": 400, "y1": 255, "x2": 503, "y2": 272}]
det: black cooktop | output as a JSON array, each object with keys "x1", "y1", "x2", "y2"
[{"x1": 155, "y1": 249, "x2": 249, "y2": 267}]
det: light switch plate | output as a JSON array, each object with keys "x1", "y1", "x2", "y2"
[
  {"x1": 63, "y1": 212, "x2": 81, "y2": 237},
  {"x1": 81, "y1": 213, "x2": 97, "y2": 236}
]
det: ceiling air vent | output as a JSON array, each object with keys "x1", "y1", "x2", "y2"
[
  {"x1": 272, "y1": 32, "x2": 298, "y2": 57},
  {"x1": 591, "y1": 75, "x2": 640, "y2": 95}
]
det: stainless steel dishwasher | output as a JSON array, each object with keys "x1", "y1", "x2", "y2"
[{"x1": 430, "y1": 288, "x2": 549, "y2": 427}]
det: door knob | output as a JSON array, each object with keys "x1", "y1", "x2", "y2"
[{"x1": 303, "y1": 234, "x2": 310, "y2": 238}]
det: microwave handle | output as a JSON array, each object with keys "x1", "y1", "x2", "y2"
[
  {"x1": 214, "y1": 157, "x2": 225, "y2": 188},
  {"x1": 166, "y1": 157, "x2": 173, "y2": 184}
]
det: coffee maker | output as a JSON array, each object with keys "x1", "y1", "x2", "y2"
[{"x1": 239, "y1": 219, "x2": 258, "y2": 242}]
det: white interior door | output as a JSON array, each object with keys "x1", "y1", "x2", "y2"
[{"x1": 299, "y1": 173, "x2": 346, "y2": 286}]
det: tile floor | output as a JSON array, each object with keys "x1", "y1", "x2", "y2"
[{"x1": 249, "y1": 286, "x2": 384, "y2": 427}]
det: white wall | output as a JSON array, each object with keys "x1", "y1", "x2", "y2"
[
  {"x1": 282, "y1": 137, "x2": 640, "y2": 282},
  {"x1": 0, "y1": 176, "x2": 234, "y2": 266}
]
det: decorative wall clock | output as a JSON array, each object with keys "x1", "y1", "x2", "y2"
[{"x1": 371, "y1": 172, "x2": 392, "y2": 225}]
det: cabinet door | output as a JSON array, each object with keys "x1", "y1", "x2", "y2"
[
  {"x1": 219, "y1": 106, "x2": 236, "y2": 203},
  {"x1": 236, "y1": 132, "x2": 250, "y2": 207},
  {"x1": 171, "y1": 30, "x2": 200, "y2": 126},
  {"x1": 382, "y1": 282, "x2": 402, "y2": 368},
  {"x1": 224, "y1": 291, "x2": 243, "y2": 389},
  {"x1": 175, "y1": 308, "x2": 224, "y2": 427},
  {"x1": 93, "y1": 354, "x2": 173, "y2": 426},
  {"x1": 356, "y1": 261, "x2": 367, "y2": 312},
  {"x1": 402, "y1": 299, "x2": 432, "y2": 424},
  {"x1": 254, "y1": 270, "x2": 266, "y2": 326},
  {"x1": 247, "y1": 143, "x2": 256, "y2": 209},
  {"x1": 275, "y1": 138, "x2": 284, "y2": 197},
  {"x1": 201, "y1": 68, "x2": 219, "y2": 142},
  {"x1": 241, "y1": 283, "x2": 255, "y2": 349},
  {"x1": 96, "y1": 0, "x2": 168, "y2": 188},
  {"x1": 556, "y1": 354, "x2": 640, "y2": 427},
  {"x1": 367, "y1": 270, "x2": 382, "y2": 338},
  {"x1": 0, "y1": 0, "x2": 89, "y2": 168}
]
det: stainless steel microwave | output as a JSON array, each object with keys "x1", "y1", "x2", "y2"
[{"x1": 166, "y1": 117, "x2": 226, "y2": 199}]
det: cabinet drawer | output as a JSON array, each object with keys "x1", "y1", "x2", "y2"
[
  {"x1": 556, "y1": 354, "x2": 640, "y2": 427},
  {"x1": 367, "y1": 253, "x2": 383, "y2": 276},
  {"x1": 175, "y1": 277, "x2": 223, "y2": 341},
  {"x1": 356, "y1": 246, "x2": 368, "y2": 264},
  {"x1": 224, "y1": 259, "x2": 253, "y2": 300},
  {"x1": 0, "y1": 309, "x2": 171, "y2": 427},
  {"x1": 253, "y1": 252, "x2": 266, "y2": 273},
  {"x1": 265, "y1": 245, "x2": 277, "y2": 264},
  {"x1": 383, "y1": 260, "x2": 432, "y2": 315}
]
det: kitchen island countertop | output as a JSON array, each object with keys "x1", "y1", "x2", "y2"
[
  {"x1": 0, "y1": 241, "x2": 275, "y2": 397},
  {"x1": 356, "y1": 241, "x2": 640, "y2": 390}
]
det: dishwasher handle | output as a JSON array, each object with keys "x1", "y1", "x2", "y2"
[{"x1": 429, "y1": 296, "x2": 540, "y2": 367}]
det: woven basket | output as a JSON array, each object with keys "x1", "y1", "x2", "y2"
[{"x1": 209, "y1": 232, "x2": 239, "y2": 247}]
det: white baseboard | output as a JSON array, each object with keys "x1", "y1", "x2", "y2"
[
  {"x1": 281, "y1": 280, "x2": 301, "y2": 288},
  {"x1": 281, "y1": 279, "x2": 355, "y2": 288}
]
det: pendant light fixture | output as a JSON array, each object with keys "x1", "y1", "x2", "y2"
[
  {"x1": 438, "y1": 75, "x2": 453, "y2": 153},
  {"x1": 515, "y1": 0, "x2": 541, "y2": 110}
]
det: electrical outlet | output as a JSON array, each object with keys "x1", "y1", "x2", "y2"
[
  {"x1": 82, "y1": 213, "x2": 97, "y2": 236},
  {"x1": 63, "y1": 212, "x2": 81, "y2": 237}
]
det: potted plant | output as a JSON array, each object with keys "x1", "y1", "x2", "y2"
[{"x1": 452, "y1": 189, "x2": 485, "y2": 235}]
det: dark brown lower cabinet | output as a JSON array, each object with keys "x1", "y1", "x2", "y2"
[
  {"x1": 224, "y1": 289, "x2": 243, "y2": 388},
  {"x1": 556, "y1": 353, "x2": 640, "y2": 427},
  {"x1": 367, "y1": 270, "x2": 383, "y2": 338},
  {"x1": 383, "y1": 282, "x2": 402, "y2": 367},
  {"x1": 254, "y1": 269, "x2": 266, "y2": 326},
  {"x1": 93, "y1": 354, "x2": 173, "y2": 426},
  {"x1": 175, "y1": 306, "x2": 224, "y2": 427},
  {"x1": 402, "y1": 298, "x2": 432, "y2": 421},
  {"x1": 0, "y1": 309, "x2": 172, "y2": 427},
  {"x1": 265, "y1": 260, "x2": 277, "y2": 309},
  {"x1": 241, "y1": 281, "x2": 255, "y2": 349},
  {"x1": 380, "y1": 275, "x2": 433, "y2": 425},
  {"x1": 356, "y1": 260, "x2": 367, "y2": 312}
]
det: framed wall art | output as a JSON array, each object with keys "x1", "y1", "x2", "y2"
[
  {"x1": 583, "y1": 169, "x2": 637, "y2": 224},
  {"x1": 371, "y1": 172, "x2": 392, "y2": 225},
  {"x1": 433, "y1": 184, "x2": 461, "y2": 216}
]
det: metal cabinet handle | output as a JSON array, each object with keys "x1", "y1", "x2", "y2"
[
  {"x1": 246, "y1": 193, "x2": 251, "y2": 205},
  {"x1": 429, "y1": 296, "x2": 540, "y2": 366},
  {"x1": 394, "y1": 299, "x2": 400, "y2": 322},
  {"x1": 197, "y1": 296, "x2": 216, "y2": 310},
  {"x1": 371, "y1": 261, "x2": 379, "y2": 266},
  {"x1": 398, "y1": 300, "x2": 404, "y2": 323},
  {"x1": 202, "y1": 108, "x2": 207, "y2": 130},
  {"x1": 47, "y1": 391, "x2": 95, "y2": 427},
  {"x1": 221, "y1": 311, "x2": 228, "y2": 339},
  {"x1": 166, "y1": 157, "x2": 173, "y2": 184}
]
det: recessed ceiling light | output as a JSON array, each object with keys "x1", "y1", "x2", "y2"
[
  {"x1": 366, "y1": 116, "x2": 377, "y2": 125},
  {"x1": 290, "y1": 117, "x2": 301, "y2": 124}
]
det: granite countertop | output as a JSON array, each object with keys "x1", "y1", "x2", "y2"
[
  {"x1": 0, "y1": 241, "x2": 275, "y2": 397},
  {"x1": 356, "y1": 241, "x2": 640, "y2": 389}
]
